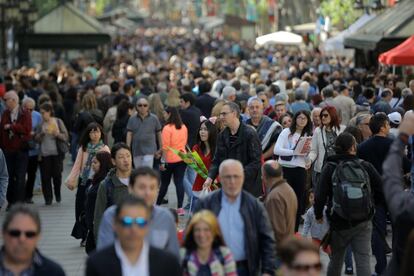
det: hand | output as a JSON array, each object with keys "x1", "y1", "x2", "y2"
[
  {"x1": 262, "y1": 273, "x2": 273, "y2": 276},
  {"x1": 305, "y1": 162, "x2": 311, "y2": 170},
  {"x1": 4, "y1": 124, "x2": 10, "y2": 130},
  {"x1": 203, "y1": 177, "x2": 213, "y2": 189},
  {"x1": 400, "y1": 110, "x2": 414, "y2": 136},
  {"x1": 159, "y1": 164, "x2": 166, "y2": 171},
  {"x1": 154, "y1": 150, "x2": 162, "y2": 159},
  {"x1": 66, "y1": 183, "x2": 75, "y2": 191},
  {"x1": 53, "y1": 130, "x2": 59, "y2": 137},
  {"x1": 316, "y1": 218, "x2": 324, "y2": 224}
]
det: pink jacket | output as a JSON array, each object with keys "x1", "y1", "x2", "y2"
[{"x1": 64, "y1": 145, "x2": 110, "y2": 188}]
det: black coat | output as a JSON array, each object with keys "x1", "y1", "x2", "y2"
[
  {"x1": 209, "y1": 122, "x2": 262, "y2": 197},
  {"x1": 179, "y1": 105, "x2": 202, "y2": 148},
  {"x1": 382, "y1": 138, "x2": 414, "y2": 276},
  {"x1": 194, "y1": 190, "x2": 275, "y2": 275},
  {"x1": 195, "y1": 93, "x2": 216, "y2": 118},
  {"x1": 86, "y1": 245, "x2": 181, "y2": 276},
  {"x1": 31, "y1": 250, "x2": 65, "y2": 276}
]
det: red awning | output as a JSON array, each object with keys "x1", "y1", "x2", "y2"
[{"x1": 378, "y1": 35, "x2": 414, "y2": 65}]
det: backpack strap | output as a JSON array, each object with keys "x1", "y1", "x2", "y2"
[{"x1": 104, "y1": 177, "x2": 115, "y2": 208}]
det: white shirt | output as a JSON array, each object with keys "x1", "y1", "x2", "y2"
[{"x1": 114, "y1": 240, "x2": 149, "y2": 276}]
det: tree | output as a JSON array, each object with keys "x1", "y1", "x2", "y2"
[
  {"x1": 320, "y1": 0, "x2": 360, "y2": 29},
  {"x1": 34, "y1": 0, "x2": 59, "y2": 16}
]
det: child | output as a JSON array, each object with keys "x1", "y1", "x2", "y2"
[{"x1": 301, "y1": 190, "x2": 330, "y2": 254}]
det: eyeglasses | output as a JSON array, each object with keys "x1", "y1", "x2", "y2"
[
  {"x1": 321, "y1": 113, "x2": 329, "y2": 118},
  {"x1": 296, "y1": 116, "x2": 307, "y2": 121},
  {"x1": 137, "y1": 104, "x2": 148, "y2": 107},
  {"x1": 7, "y1": 229, "x2": 38, "y2": 239},
  {"x1": 118, "y1": 216, "x2": 148, "y2": 228},
  {"x1": 291, "y1": 262, "x2": 322, "y2": 272}
]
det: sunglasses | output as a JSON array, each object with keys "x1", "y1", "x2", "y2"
[
  {"x1": 118, "y1": 216, "x2": 148, "y2": 228},
  {"x1": 321, "y1": 113, "x2": 329, "y2": 118},
  {"x1": 7, "y1": 229, "x2": 38, "y2": 239},
  {"x1": 291, "y1": 262, "x2": 322, "y2": 271},
  {"x1": 137, "y1": 104, "x2": 148, "y2": 107}
]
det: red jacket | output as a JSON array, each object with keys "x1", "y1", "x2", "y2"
[{"x1": 0, "y1": 107, "x2": 32, "y2": 153}]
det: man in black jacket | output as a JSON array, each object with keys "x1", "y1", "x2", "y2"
[
  {"x1": 315, "y1": 133, "x2": 382, "y2": 276},
  {"x1": 382, "y1": 111, "x2": 414, "y2": 276},
  {"x1": 86, "y1": 195, "x2": 181, "y2": 276},
  {"x1": 0, "y1": 204, "x2": 65, "y2": 275},
  {"x1": 195, "y1": 159, "x2": 275, "y2": 276},
  {"x1": 204, "y1": 102, "x2": 262, "y2": 197}
]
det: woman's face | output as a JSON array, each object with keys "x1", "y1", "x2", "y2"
[
  {"x1": 282, "y1": 116, "x2": 292, "y2": 129},
  {"x1": 193, "y1": 221, "x2": 214, "y2": 250},
  {"x1": 282, "y1": 251, "x2": 322, "y2": 276},
  {"x1": 91, "y1": 157, "x2": 100, "y2": 173},
  {"x1": 321, "y1": 111, "x2": 331, "y2": 126},
  {"x1": 40, "y1": 109, "x2": 51, "y2": 121},
  {"x1": 89, "y1": 128, "x2": 101, "y2": 143},
  {"x1": 296, "y1": 113, "x2": 308, "y2": 129},
  {"x1": 199, "y1": 122, "x2": 209, "y2": 142}
]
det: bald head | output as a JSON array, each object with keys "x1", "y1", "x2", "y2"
[
  {"x1": 219, "y1": 159, "x2": 244, "y2": 201},
  {"x1": 262, "y1": 160, "x2": 283, "y2": 181},
  {"x1": 4, "y1": 91, "x2": 19, "y2": 110}
]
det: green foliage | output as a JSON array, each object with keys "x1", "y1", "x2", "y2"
[
  {"x1": 34, "y1": 0, "x2": 59, "y2": 16},
  {"x1": 320, "y1": 0, "x2": 360, "y2": 29}
]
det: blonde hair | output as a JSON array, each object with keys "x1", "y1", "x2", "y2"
[
  {"x1": 81, "y1": 92, "x2": 97, "y2": 111},
  {"x1": 165, "y1": 89, "x2": 180, "y2": 107},
  {"x1": 148, "y1": 93, "x2": 164, "y2": 121},
  {"x1": 183, "y1": 210, "x2": 225, "y2": 251}
]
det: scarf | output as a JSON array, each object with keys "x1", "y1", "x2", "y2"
[{"x1": 80, "y1": 140, "x2": 104, "y2": 186}]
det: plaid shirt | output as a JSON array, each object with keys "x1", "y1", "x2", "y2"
[{"x1": 0, "y1": 247, "x2": 42, "y2": 276}]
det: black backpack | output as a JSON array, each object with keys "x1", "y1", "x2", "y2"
[{"x1": 330, "y1": 159, "x2": 374, "y2": 222}]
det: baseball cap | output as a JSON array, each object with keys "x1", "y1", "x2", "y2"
[{"x1": 388, "y1": 112, "x2": 402, "y2": 125}]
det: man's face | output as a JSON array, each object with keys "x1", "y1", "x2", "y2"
[
  {"x1": 275, "y1": 104, "x2": 287, "y2": 118},
  {"x1": 3, "y1": 214, "x2": 40, "y2": 264},
  {"x1": 113, "y1": 148, "x2": 132, "y2": 173},
  {"x1": 136, "y1": 99, "x2": 149, "y2": 116},
  {"x1": 179, "y1": 99, "x2": 189, "y2": 110},
  {"x1": 4, "y1": 96, "x2": 17, "y2": 111},
  {"x1": 129, "y1": 175, "x2": 159, "y2": 206},
  {"x1": 219, "y1": 105, "x2": 237, "y2": 127},
  {"x1": 358, "y1": 117, "x2": 372, "y2": 140},
  {"x1": 248, "y1": 100, "x2": 263, "y2": 120},
  {"x1": 23, "y1": 102, "x2": 35, "y2": 113},
  {"x1": 312, "y1": 110, "x2": 321, "y2": 127},
  {"x1": 114, "y1": 206, "x2": 149, "y2": 250},
  {"x1": 220, "y1": 163, "x2": 244, "y2": 200}
]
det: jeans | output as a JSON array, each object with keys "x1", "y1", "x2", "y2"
[
  {"x1": 25, "y1": 155, "x2": 39, "y2": 200},
  {"x1": 70, "y1": 132, "x2": 79, "y2": 163},
  {"x1": 372, "y1": 205, "x2": 387, "y2": 274},
  {"x1": 156, "y1": 162, "x2": 186, "y2": 208},
  {"x1": 39, "y1": 155, "x2": 63, "y2": 203},
  {"x1": 183, "y1": 166, "x2": 197, "y2": 203},
  {"x1": 344, "y1": 246, "x2": 353, "y2": 269},
  {"x1": 133, "y1": 155, "x2": 154, "y2": 169},
  {"x1": 328, "y1": 221, "x2": 372, "y2": 276},
  {"x1": 5, "y1": 151, "x2": 28, "y2": 205}
]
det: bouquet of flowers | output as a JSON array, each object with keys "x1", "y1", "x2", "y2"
[{"x1": 168, "y1": 146, "x2": 218, "y2": 190}]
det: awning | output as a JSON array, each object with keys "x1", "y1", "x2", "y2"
[
  {"x1": 256, "y1": 31, "x2": 303, "y2": 46},
  {"x1": 379, "y1": 35, "x2": 414, "y2": 65}
]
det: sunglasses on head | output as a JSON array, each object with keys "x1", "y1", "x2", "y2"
[
  {"x1": 118, "y1": 216, "x2": 148, "y2": 228},
  {"x1": 7, "y1": 229, "x2": 38, "y2": 239},
  {"x1": 291, "y1": 262, "x2": 322, "y2": 272}
]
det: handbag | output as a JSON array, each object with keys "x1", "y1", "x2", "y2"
[{"x1": 56, "y1": 119, "x2": 69, "y2": 156}]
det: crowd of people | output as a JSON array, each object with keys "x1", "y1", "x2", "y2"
[{"x1": 0, "y1": 28, "x2": 414, "y2": 275}]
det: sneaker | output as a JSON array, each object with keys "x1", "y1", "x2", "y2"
[
  {"x1": 177, "y1": 208, "x2": 185, "y2": 216},
  {"x1": 345, "y1": 267, "x2": 354, "y2": 275}
]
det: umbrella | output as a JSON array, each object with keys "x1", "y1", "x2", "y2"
[{"x1": 256, "y1": 31, "x2": 303, "y2": 46}]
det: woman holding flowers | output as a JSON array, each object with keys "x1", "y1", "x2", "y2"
[
  {"x1": 190, "y1": 117, "x2": 218, "y2": 204},
  {"x1": 156, "y1": 106, "x2": 188, "y2": 216}
]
